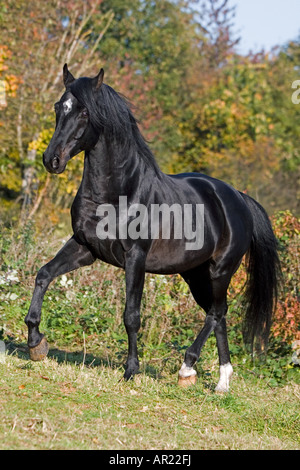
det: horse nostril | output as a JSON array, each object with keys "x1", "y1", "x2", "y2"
[{"x1": 52, "y1": 155, "x2": 60, "y2": 170}]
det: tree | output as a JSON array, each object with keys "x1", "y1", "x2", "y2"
[
  {"x1": 167, "y1": 42, "x2": 300, "y2": 213},
  {"x1": 0, "y1": 0, "x2": 298, "y2": 223},
  {"x1": 0, "y1": 0, "x2": 114, "y2": 220}
]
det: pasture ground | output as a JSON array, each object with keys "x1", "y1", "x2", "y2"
[
  {"x1": 0, "y1": 345, "x2": 299, "y2": 450},
  {"x1": 0, "y1": 226, "x2": 299, "y2": 451}
]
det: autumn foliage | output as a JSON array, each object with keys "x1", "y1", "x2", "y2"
[
  {"x1": 0, "y1": 0, "x2": 299, "y2": 220},
  {"x1": 0, "y1": 1, "x2": 299, "y2": 353},
  {"x1": 271, "y1": 212, "x2": 300, "y2": 343},
  {"x1": 228, "y1": 211, "x2": 299, "y2": 345}
]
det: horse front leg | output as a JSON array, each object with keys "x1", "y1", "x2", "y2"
[
  {"x1": 25, "y1": 236, "x2": 95, "y2": 360},
  {"x1": 123, "y1": 247, "x2": 146, "y2": 380}
]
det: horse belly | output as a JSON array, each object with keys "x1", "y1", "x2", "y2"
[{"x1": 145, "y1": 238, "x2": 214, "y2": 274}]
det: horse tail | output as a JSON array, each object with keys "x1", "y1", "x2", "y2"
[{"x1": 241, "y1": 193, "x2": 281, "y2": 352}]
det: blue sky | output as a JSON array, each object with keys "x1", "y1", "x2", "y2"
[{"x1": 229, "y1": 0, "x2": 300, "y2": 54}]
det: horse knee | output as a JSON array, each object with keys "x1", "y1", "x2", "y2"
[
  {"x1": 124, "y1": 309, "x2": 140, "y2": 334},
  {"x1": 210, "y1": 302, "x2": 228, "y2": 325},
  {"x1": 35, "y1": 265, "x2": 52, "y2": 290}
]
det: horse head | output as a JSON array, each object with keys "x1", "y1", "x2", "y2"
[{"x1": 43, "y1": 64, "x2": 104, "y2": 173}]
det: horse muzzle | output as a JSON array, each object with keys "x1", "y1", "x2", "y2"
[{"x1": 43, "y1": 152, "x2": 70, "y2": 174}]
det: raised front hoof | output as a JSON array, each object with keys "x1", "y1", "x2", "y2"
[
  {"x1": 178, "y1": 374, "x2": 197, "y2": 387},
  {"x1": 29, "y1": 337, "x2": 49, "y2": 361}
]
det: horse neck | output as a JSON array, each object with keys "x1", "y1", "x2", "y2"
[{"x1": 81, "y1": 134, "x2": 160, "y2": 204}]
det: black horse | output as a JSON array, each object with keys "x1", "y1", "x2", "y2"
[{"x1": 25, "y1": 65, "x2": 280, "y2": 391}]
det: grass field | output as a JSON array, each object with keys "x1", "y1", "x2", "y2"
[
  {"x1": 0, "y1": 343, "x2": 299, "y2": 450},
  {"x1": 0, "y1": 225, "x2": 299, "y2": 450}
]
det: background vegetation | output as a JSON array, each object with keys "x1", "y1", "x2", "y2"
[
  {"x1": 0, "y1": 0, "x2": 299, "y2": 450},
  {"x1": 0, "y1": 0, "x2": 299, "y2": 221}
]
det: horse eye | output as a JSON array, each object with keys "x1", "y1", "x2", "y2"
[{"x1": 82, "y1": 109, "x2": 88, "y2": 118}]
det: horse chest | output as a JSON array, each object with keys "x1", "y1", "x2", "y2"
[
  {"x1": 71, "y1": 196, "x2": 125, "y2": 268},
  {"x1": 70, "y1": 196, "x2": 99, "y2": 250}
]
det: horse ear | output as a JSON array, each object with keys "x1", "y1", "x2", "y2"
[
  {"x1": 63, "y1": 63, "x2": 75, "y2": 88},
  {"x1": 93, "y1": 68, "x2": 104, "y2": 90}
]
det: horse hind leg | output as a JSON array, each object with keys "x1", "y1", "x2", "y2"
[
  {"x1": 179, "y1": 263, "x2": 234, "y2": 392},
  {"x1": 214, "y1": 317, "x2": 233, "y2": 392}
]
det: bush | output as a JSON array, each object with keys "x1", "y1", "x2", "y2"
[
  {"x1": 0, "y1": 211, "x2": 299, "y2": 384},
  {"x1": 272, "y1": 211, "x2": 300, "y2": 344}
]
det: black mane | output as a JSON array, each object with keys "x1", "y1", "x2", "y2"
[{"x1": 70, "y1": 77, "x2": 160, "y2": 173}]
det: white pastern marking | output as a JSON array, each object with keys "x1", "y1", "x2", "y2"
[
  {"x1": 63, "y1": 98, "x2": 73, "y2": 115},
  {"x1": 178, "y1": 362, "x2": 197, "y2": 378},
  {"x1": 215, "y1": 362, "x2": 233, "y2": 392}
]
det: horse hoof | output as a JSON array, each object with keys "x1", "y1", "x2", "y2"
[
  {"x1": 29, "y1": 337, "x2": 49, "y2": 361},
  {"x1": 215, "y1": 363, "x2": 233, "y2": 393},
  {"x1": 178, "y1": 374, "x2": 197, "y2": 387},
  {"x1": 215, "y1": 384, "x2": 229, "y2": 393}
]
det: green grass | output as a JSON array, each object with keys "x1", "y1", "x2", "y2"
[
  {"x1": 0, "y1": 225, "x2": 299, "y2": 450},
  {"x1": 0, "y1": 345, "x2": 299, "y2": 450}
]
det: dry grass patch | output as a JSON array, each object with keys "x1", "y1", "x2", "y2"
[{"x1": 0, "y1": 353, "x2": 299, "y2": 450}]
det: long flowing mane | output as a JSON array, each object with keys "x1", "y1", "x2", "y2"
[{"x1": 70, "y1": 77, "x2": 160, "y2": 173}]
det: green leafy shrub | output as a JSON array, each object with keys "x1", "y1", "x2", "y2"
[{"x1": 0, "y1": 211, "x2": 299, "y2": 384}]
